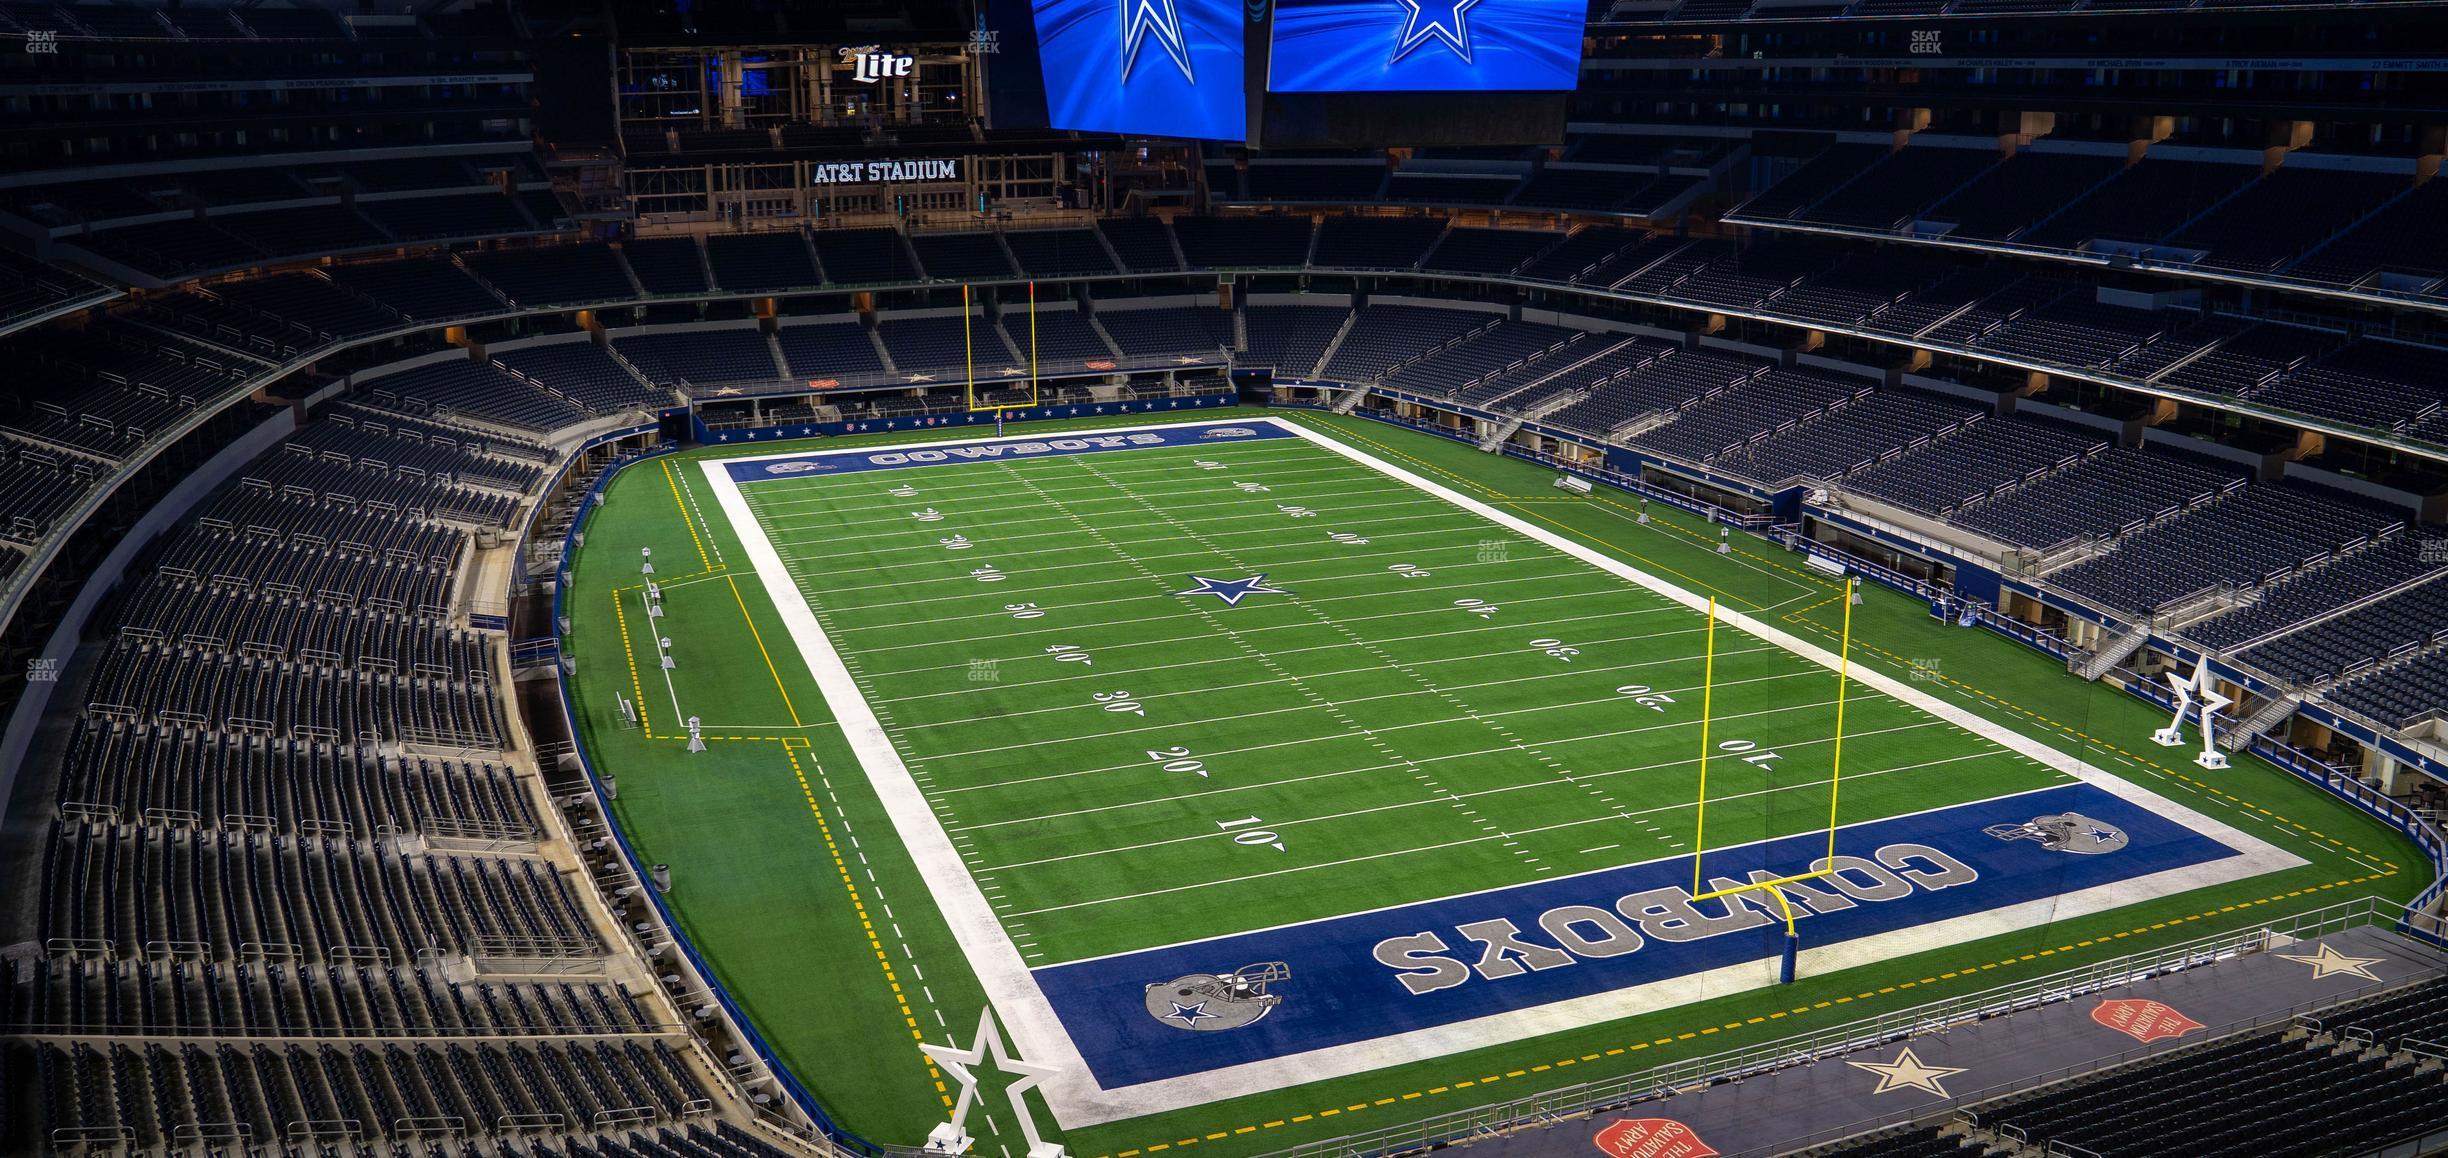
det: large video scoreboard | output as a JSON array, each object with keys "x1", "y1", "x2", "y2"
[
  {"x1": 1266, "y1": 0, "x2": 1586, "y2": 92},
  {"x1": 1029, "y1": 0, "x2": 1247, "y2": 139},
  {"x1": 984, "y1": 0, "x2": 1584, "y2": 146}
]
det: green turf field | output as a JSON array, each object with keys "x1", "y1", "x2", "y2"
[
  {"x1": 561, "y1": 408, "x2": 2429, "y2": 1158},
  {"x1": 709, "y1": 425, "x2": 2066, "y2": 966}
]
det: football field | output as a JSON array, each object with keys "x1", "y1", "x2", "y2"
[
  {"x1": 668, "y1": 416, "x2": 2304, "y2": 1127},
  {"x1": 724, "y1": 422, "x2": 2046, "y2": 957}
]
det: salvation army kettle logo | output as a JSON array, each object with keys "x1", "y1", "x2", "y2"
[
  {"x1": 1592, "y1": 1118, "x2": 1716, "y2": 1158},
  {"x1": 2092, "y1": 998, "x2": 2204, "y2": 1044}
]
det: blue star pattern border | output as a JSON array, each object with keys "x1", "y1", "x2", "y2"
[
  {"x1": 1176, "y1": 574, "x2": 1290, "y2": 606},
  {"x1": 1265, "y1": 0, "x2": 1584, "y2": 93}
]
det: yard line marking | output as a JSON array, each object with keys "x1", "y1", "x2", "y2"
[
  {"x1": 924, "y1": 684, "x2": 1889, "y2": 797},
  {"x1": 953, "y1": 710, "x2": 1955, "y2": 836},
  {"x1": 822, "y1": 561, "x2": 1608, "y2": 633},
  {"x1": 778, "y1": 530, "x2": 1554, "y2": 610},
  {"x1": 727, "y1": 575, "x2": 803, "y2": 727},
  {"x1": 835, "y1": 577, "x2": 1639, "y2": 657},
  {"x1": 639, "y1": 586, "x2": 683, "y2": 724},
  {"x1": 763, "y1": 506, "x2": 1492, "y2": 564},
  {"x1": 810, "y1": 543, "x2": 1539, "y2": 613},
  {"x1": 761, "y1": 488, "x2": 1453, "y2": 539},
  {"x1": 995, "y1": 749, "x2": 2009, "y2": 910},
  {"x1": 768, "y1": 520, "x2": 1541, "y2": 585},
  {"x1": 866, "y1": 608, "x2": 1763, "y2": 686},
  {"x1": 736, "y1": 449, "x2": 1365, "y2": 515},
  {"x1": 1122, "y1": 509, "x2": 1682, "y2": 862},
  {"x1": 612, "y1": 584, "x2": 655, "y2": 738},
  {"x1": 890, "y1": 651, "x2": 1819, "y2": 736},
  {"x1": 745, "y1": 445, "x2": 1355, "y2": 511},
  {"x1": 743, "y1": 440, "x2": 1383, "y2": 499},
  {"x1": 664, "y1": 458, "x2": 714, "y2": 571},
  {"x1": 781, "y1": 744, "x2": 954, "y2": 1108},
  {"x1": 998, "y1": 455, "x2": 1547, "y2": 871},
  {"x1": 906, "y1": 666, "x2": 1901, "y2": 763}
]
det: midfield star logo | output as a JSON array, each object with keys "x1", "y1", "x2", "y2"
[
  {"x1": 1120, "y1": 0, "x2": 1195, "y2": 82},
  {"x1": 1176, "y1": 573, "x2": 1290, "y2": 607}
]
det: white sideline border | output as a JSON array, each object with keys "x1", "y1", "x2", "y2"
[{"x1": 698, "y1": 416, "x2": 2306, "y2": 1129}]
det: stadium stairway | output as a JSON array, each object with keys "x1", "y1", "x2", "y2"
[
  {"x1": 763, "y1": 330, "x2": 792, "y2": 386},
  {"x1": 2222, "y1": 691, "x2": 2303, "y2": 751},
  {"x1": 1311, "y1": 310, "x2": 1361, "y2": 379},
  {"x1": 2074, "y1": 621, "x2": 2154, "y2": 680},
  {"x1": 1085, "y1": 312, "x2": 1125, "y2": 361},
  {"x1": 867, "y1": 325, "x2": 899, "y2": 375}
]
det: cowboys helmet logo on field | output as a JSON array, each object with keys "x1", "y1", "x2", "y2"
[
  {"x1": 1985, "y1": 812, "x2": 2129, "y2": 855},
  {"x1": 1201, "y1": 427, "x2": 1260, "y2": 439},
  {"x1": 764, "y1": 461, "x2": 829, "y2": 475},
  {"x1": 1144, "y1": 961, "x2": 1290, "y2": 1031}
]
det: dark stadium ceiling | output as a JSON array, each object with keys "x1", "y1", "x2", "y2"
[{"x1": 564, "y1": 0, "x2": 978, "y2": 43}]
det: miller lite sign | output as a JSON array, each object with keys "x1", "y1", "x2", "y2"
[{"x1": 841, "y1": 44, "x2": 914, "y2": 84}]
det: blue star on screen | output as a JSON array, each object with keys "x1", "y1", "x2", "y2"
[
  {"x1": 1266, "y1": 0, "x2": 1584, "y2": 92},
  {"x1": 2085, "y1": 826, "x2": 2117, "y2": 845},
  {"x1": 1029, "y1": 0, "x2": 1244, "y2": 138},
  {"x1": 1164, "y1": 1001, "x2": 1217, "y2": 1025},
  {"x1": 1390, "y1": 0, "x2": 1481, "y2": 64},
  {"x1": 1120, "y1": 0, "x2": 1195, "y2": 81},
  {"x1": 1176, "y1": 574, "x2": 1290, "y2": 606}
]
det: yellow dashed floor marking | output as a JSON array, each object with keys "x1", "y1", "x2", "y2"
[{"x1": 782, "y1": 743, "x2": 954, "y2": 1110}]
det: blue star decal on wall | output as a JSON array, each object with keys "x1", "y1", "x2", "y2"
[
  {"x1": 1390, "y1": 0, "x2": 1481, "y2": 64},
  {"x1": 1164, "y1": 1001, "x2": 1216, "y2": 1026},
  {"x1": 1120, "y1": 0, "x2": 1196, "y2": 83},
  {"x1": 1176, "y1": 574, "x2": 1289, "y2": 607}
]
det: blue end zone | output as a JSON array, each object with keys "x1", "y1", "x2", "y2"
[
  {"x1": 721, "y1": 422, "x2": 1295, "y2": 485},
  {"x1": 1032, "y1": 783, "x2": 2244, "y2": 1088}
]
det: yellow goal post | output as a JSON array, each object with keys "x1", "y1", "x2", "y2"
[
  {"x1": 964, "y1": 281, "x2": 1045, "y2": 414},
  {"x1": 1685, "y1": 576, "x2": 1858, "y2": 983}
]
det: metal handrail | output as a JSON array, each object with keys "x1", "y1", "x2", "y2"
[{"x1": 1251, "y1": 897, "x2": 2413, "y2": 1158}]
